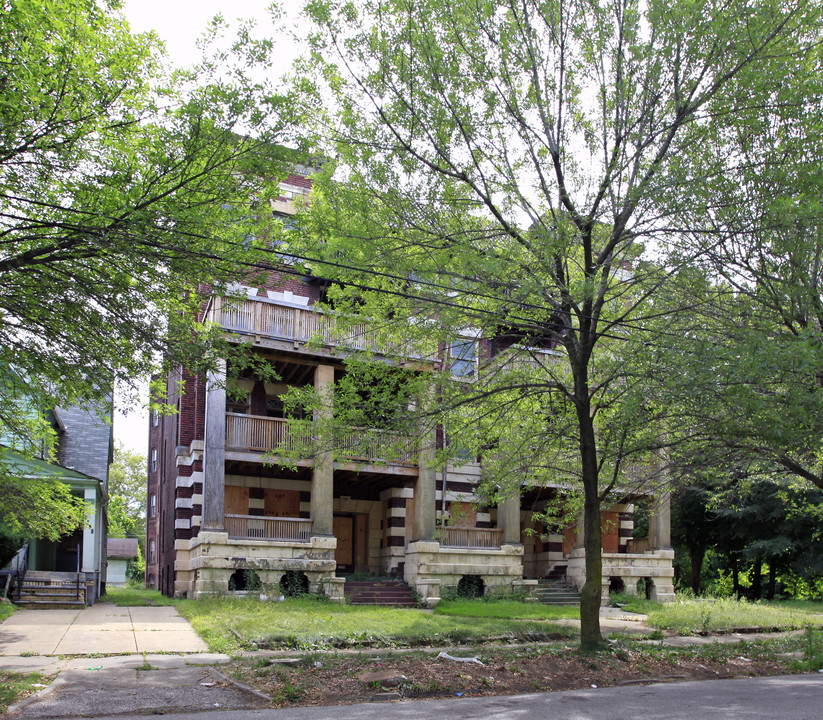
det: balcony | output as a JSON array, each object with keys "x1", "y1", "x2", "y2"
[
  {"x1": 207, "y1": 296, "x2": 431, "y2": 360},
  {"x1": 225, "y1": 514, "x2": 312, "y2": 542},
  {"x1": 440, "y1": 527, "x2": 504, "y2": 549},
  {"x1": 225, "y1": 413, "x2": 418, "y2": 466}
]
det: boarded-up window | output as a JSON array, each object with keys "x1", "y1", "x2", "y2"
[
  {"x1": 562, "y1": 525, "x2": 577, "y2": 556},
  {"x1": 224, "y1": 486, "x2": 250, "y2": 515},
  {"x1": 334, "y1": 516, "x2": 353, "y2": 567},
  {"x1": 264, "y1": 488, "x2": 300, "y2": 518},
  {"x1": 450, "y1": 501, "x2": 476, "y2": 528},
  {"x1": 601, "y1": 511, "x2": 620, "y2": 554},
  {"x1": 355, "y1": 514, "x2": 368, "y2": 570}
]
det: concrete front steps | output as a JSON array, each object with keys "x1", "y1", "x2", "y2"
[
  {"x1": 13, "y1": 571, "x2": 86, "y2": 609},
  {"x1": 535, "y1": 566, "x2": 580, "y2": 605},
  {"x1": 344, "y1": 578, "x2": 417, "y2": 607}
]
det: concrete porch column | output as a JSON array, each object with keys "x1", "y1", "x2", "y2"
[
  {"x1": 202, "y1": 360, "x2": 227, "y2": 531},
  {"x1": 498, "y1": 494, "x2": 522, "y2": 545},
  {"x1": 311, "y1": 364, "x2": 334, "y2": 536},
  {"x1": 649, "y1": 491, "x2": 672, "y2": 549},
  {"x1": 412, "y1": 410, "x2": 436, "y2": 542}
]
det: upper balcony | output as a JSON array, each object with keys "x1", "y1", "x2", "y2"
[
  {"x1": 206, "y1": 296, "x2": 434, "y2": 363},
  {"x1": 224, "y1": 413, "x2": 419, "y2": 471}
]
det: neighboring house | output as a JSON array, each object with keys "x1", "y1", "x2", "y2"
[
  {"x1": 0, "y1": 402, "x2": 112, "y2": 605},
  {"x1": 107, "y1": 538, "x2": 139, "y2": 587},
  {"x1": 147, "y1": 168, "x2": 674, "y2": 605}
]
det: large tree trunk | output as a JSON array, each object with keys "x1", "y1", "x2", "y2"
[
  {"x1": 574, "y1": 367, "x2": 603, "y2": 651},
  {"x1": 751, "y1": 559, "x2": 762, "y2": 600},
  {"x1": 689, "y1": 546, "x2": 705, "y2": 595},
  {"x1": 767, "y1": 564, "x2": 776, "y2": 600}
]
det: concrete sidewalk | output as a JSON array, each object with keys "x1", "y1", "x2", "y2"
[{"x1": 0, "y1": 603, "x2": 209, "y2": 659}]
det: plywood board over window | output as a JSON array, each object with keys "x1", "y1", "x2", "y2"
[
  {"x1": 355, "y1": 514, "x2": 368, "y2": 570},
  {"x1": 450, "y1": 501, "x2": 477, "y2": 527},
  {"x1": 601, "y1": 511, "x2": 620, "y2": 554},
  {"x1": 264, "y1": 488, "x2": 300, "y2": 518},
  {"x1": 334, "y1": 515, "x2": 354, "y2": 568},
  {"x1": 224, "y1": 486, "x2": 250, "y2": 515}
]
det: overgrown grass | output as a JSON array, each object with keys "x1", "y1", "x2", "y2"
[
  {"x1": 102, "y1": 587, "x2": 178, "y2": 607},
  {"x1": 176, "y1": 596, "x2": 575, "y2": 653},
  {"x1": 619, "y1": 596, "x2": 823, "y2": 634},
  {"x1": 0, "y1": 601, "x2": 16, "y2": 623},
  {"x1": 435, "y1": 598, "x2": 579, "y2": 620},
  {"x1": 0, "y1": 672, "x2": 49, "y2": 713}
]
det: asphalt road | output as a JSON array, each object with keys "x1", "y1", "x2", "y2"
[{"x1": 52, "y1": 674, "x2": 823, "y2": 720}]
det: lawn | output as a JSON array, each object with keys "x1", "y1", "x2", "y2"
[
  {"x1": 102, "y1": 587, "x2": 178, "y2": 607},
  {"x1": 618, "y1": 596, "x2": 823, "y2": 635},
  {"x1": 0, "y1": 602, "x2": 15, "y2": 623},
  {"x1": 175, "y1": 597, "x2": 577, "y2": 653},
  {"x1": 434, "y1": 598, "x2": 579, "y2": 620}
]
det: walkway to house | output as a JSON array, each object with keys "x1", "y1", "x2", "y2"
[{"x1": 0, "y1": 603, "x2": 209, "y2": 657}]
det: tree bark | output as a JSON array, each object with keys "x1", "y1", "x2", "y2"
[
  {"x1": 767, "y1": 564, "x2": 776, "y2": 600},
  {"x1": 731, "y1": 555, "x2": 741, "y2": 599},
  {"x1": 751, "y1": 559, "x2": 762, "y2": 600},
  {"x1": 689, "y1": 546, "x2": 705, "y2": 595},
  {"x1": 574, "y1": 363, "x2": 604, "y2": 651}
]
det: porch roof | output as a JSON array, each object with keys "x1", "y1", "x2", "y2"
[{"x1": 0, "y1": 445, "x2": 99, "y2": 486}]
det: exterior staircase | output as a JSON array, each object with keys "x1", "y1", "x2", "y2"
[
  {"x1": 344, "y1": 578, "x2": 417, "y2": 607},
  {"x1": 535, "y1": 565, "x2": 581, "y2": 605},
  {"x1": 13, "y1": 571, "x2": 86, "y2": 609}
]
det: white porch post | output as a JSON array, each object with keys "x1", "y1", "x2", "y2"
[{"x1": 82, "y1": 487, "x2": 97, "y2": 572}]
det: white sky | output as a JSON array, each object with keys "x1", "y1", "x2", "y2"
[{"x1": 113, "y1": 1, "x2": 302, "y2": 455}]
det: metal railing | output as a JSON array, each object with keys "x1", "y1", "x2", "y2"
[
  {"x1": 225, "y1": 514, "x2": 312, "y2": 542},
  {"x1": 440, "y1": 527, "x2": 504, "y2": 549}
]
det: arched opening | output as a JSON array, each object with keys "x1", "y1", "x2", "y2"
[
  {"x1": 279, "y1": 570, "x2": 309, "y2": 597},
  {"x1": 637, "y1": 577, "x2": 654, "y2": 600},
  {"x1": 229, "y1": 569, "x2": 261, "y2": 592},
  {"x1": 457, "y1": 574, "x2": 485, "y2": 598},
  {"x1": 609, "y1": 576, "x2": 625, "y2": 594}
]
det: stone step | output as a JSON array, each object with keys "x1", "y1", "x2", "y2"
[
  {"x1": 15, "y1": 600, "x2": 86, "y2": 610},
  {"x1": 535, "y1": 577, "x2": 580, "y2": 605},
  {"x1": 344, "y1": 579, "x2": 417, "y2": 607}
]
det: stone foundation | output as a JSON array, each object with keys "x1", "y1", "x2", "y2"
[
  {"x1": 404, "y1": 541, "x2": 525, "y2": 606},
  {"x1": 173, "y1": 531, "x2": 337, "y2": 598},
  {"x1": 566, "y1": 548, "x2": 676, "y2": 605}
]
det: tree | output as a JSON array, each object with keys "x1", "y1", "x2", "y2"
[
  {"x1": 294, "y1": 0, "x2": 821, "y2": 648},
  {"x1": 0, "y1": 1, "x2": 296, "y2": 531},
  {"x1": 108, "y1": 442, "x2": 147, "y2": 543}
]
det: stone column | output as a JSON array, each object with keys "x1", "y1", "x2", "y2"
[
  {"x1": 649, "y1": 491, "x2": 672, "y2": 549},
  {"x1": 412, "y1": 412, "x2": 436, "y2": 542},
  {"x1": 81, "y1": 487, "x2": 97, "y2": 572},
  {"x1": 574, "y1": 510, "x2": 586, "y2": 549},
  {"x1": 311, "y1": 364, "x2": 334, "y2": 536},
  {"x1": 202, "y1": 361, "x2": 227, "y2": 531},
  {"x1": 498, "y1": 494, "x2": 522, "y2": 545}
]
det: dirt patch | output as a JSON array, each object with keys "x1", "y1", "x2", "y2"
[{"x1": 227, "y1": 643, "x2": 792, "y2": 708}]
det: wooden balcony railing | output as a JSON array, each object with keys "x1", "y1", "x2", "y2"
[
  {"x1": 333, "y1": 427, "x2": 418, "y2": 464},
  {"x1": 225, "y1": 414, "x2": 417, "y2": 465},
  {"x1": 207, "y1": 296, "x2": 429, "y2": 358},
  {"x1": 226, "y1": 413, "x2": 311, "y2": 454},
  {"x1": 225, "y1": 514, "x2": 312, "y2": 542},
  {"x1": 441, "y1": 527, "x2": 504, "y2": 549}
]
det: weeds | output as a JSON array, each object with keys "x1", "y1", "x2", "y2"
[{"x1": 0, "y1": 672, "x2": 50, "y2": 712}]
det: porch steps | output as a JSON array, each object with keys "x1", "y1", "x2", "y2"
[
  {"x1": 344, "y1": 579, "x2": 417, "y2": 607},
  {"x1": 535, "y1": 567, "x2": 580, "y2": 605},
  {"x1": 13, "y1": 571, "x2": 86, "y2": 610}
]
